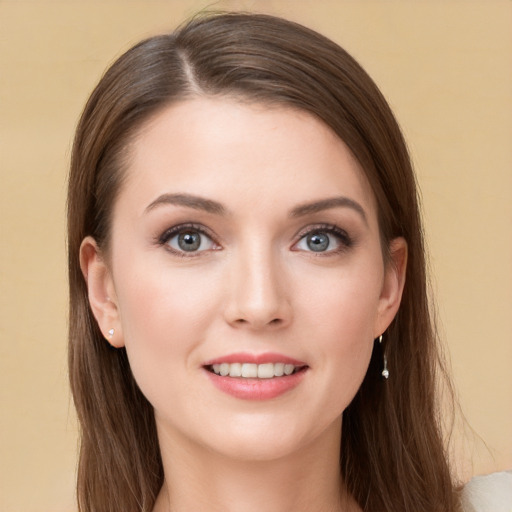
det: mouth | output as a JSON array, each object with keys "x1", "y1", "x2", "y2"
[
  {"x1": 205, "y1": 362, "x2": 307, "y2": 379},
  {"x1": 202, "y1": 353, "x2": 309, "y2": 400}
]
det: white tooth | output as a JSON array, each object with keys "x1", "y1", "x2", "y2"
[
  {"x1": 274, "y1": 362, "x2": 284, "y2": 377},
  {"x1": 241, "y1": 363, "x2": 258, "y2": 378},
  {"x1": 220, "y1": 363, "x2": 230, "y2": 376},
  {"x1": 229, "y1": 362, "x2": 242, "y2": 377},
  {"x1": 284, "y1": 364, "x2": 295, "y2": 376},
  {"x1": 212, "y1": 364, "x2": 221, "y2": 375},
  {"x1": 257, "y1": 363, "x2": 274, "y2": 379}
]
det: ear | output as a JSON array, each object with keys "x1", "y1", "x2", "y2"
[
  {"x1": 374, "y1": 237, "x2": 408, "y2": 337},
  {"x1": 79, "y1": 236, "x2": 124, "y2": 348}
]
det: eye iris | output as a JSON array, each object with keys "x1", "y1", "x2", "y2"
[
  {"x1": 307, "y1": 232, "x2": 329, "y2": 252},
  {"x1": 178, "y1": 232, "x2": 201, "y2": 251}
]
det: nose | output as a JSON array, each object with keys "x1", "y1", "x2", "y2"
[{"x1": 223, "y1": 246, "x2": 292, "y2": 330}]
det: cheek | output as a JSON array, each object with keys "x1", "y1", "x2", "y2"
[
  {"x1": 116, "y1": 259, "x2": 220, "y2": 335},
  {"x1": 300, "y1": 261, "x2": 382, "y2": 341},
  {"x1": 296, "y1": 263, "x2": 381, "y2": 396},
  {"x1": 112, "y1": 262, "x2": 222, "y2": 392}
]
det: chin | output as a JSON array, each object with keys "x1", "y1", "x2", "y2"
[
  {"x1": 205, "y1": 433, "x2": 306, "y2": 463},
  {"x1": 193, "y1": 411, "x2": 342, "y2": 464}
]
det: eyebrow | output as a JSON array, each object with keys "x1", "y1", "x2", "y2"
[
  {"x1": 145, "y1": 193, "x2": 226, "y2": 215},
  {"x1": 145, "y1": 192, "x2": 367, "y2": 225},
  {"x1": 290, "y1": 197, "x2": 368, "y2": 225}
]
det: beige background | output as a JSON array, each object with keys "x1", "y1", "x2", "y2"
[{"x1": 1, "y1": 1, "x2": 511, "y2": 510}]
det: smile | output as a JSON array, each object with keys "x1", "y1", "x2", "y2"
[
  {"x1": 203, "y1": 353, "x2": 309, "y2": 400},
  {"x1": 202, "y1": 352, "x2": 309, "y2": 399},
  {"x1": 208, "y1": 362, "x2": 303, "y2": 379}
]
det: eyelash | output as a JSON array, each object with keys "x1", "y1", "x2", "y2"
[
  {"x1": 156, "y1": 222, "x2": 354, "y2": 257},
  {"x1": 157, "y1": 223, "x2": 220, "y2": 257},
  {"x1": 293, "y1": 223, "x2": 354, "y2": 255}
]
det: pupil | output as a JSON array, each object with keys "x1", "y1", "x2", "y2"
[
  {"x1": 307, "y1": 233, "x2": 329, "y2": 252},
  {"x1": 178, "y1": 232, "x2": 201, "y2": 251}
]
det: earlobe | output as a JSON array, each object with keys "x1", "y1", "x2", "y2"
[
  {"x1": 375, "y1": 237, "x2": 408, "y2": 337},
  {"x1": 79, "y1": 236, "x2": 124, "y2": 348}
]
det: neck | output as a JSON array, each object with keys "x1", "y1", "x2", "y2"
[{"x1": 152, "y1": 417, "x2": 359, "y2": 512}]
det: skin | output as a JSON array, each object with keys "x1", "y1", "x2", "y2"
[{"x1": 81, "y1": 97, "x2": 407, "y2": 512}]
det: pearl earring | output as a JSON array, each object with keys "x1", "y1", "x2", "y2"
[
  {"x1": 107, "y1": 328, "x2": 114, "y2": 339},
  {"x1": 378, "y1": 335, "x2": 389, "y2": 379}
]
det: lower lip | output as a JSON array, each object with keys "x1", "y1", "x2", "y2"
[{"x1": 204, "y1": 368, "x2": 308, "y2": 400}]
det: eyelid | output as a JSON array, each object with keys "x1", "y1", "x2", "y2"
[
  {"x1": 155, "y1": 222, "x2": 352, "y2": 256},
  {"x1": 292, "y1": 223, "x2": 353, "y2": 253},
  {"x1": 156, "y1": 223, "x2": 221, "y2": 255}
]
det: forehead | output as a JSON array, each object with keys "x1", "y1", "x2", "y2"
[{"x1": 120, "y1": 97, "x2": 376, "y2": 219}]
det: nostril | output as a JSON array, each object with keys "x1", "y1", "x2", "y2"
[{"x1": 232, "y1": 317, "x2": 282, "y2": 327}]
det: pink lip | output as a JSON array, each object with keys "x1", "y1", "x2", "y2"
[
  {"x1": 204, "y1": 368, "x2": 307, "y2": 400},
  {"x1": 203, "y1": 352, "x2": 306, "y2": 366},
  {"x1": 202, "y1": 352, "x2": 308, "y2": 401}
]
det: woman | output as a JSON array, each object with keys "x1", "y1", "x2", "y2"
[{"x1": 68, "y1": 12, "x2": 462, "y2": 512}]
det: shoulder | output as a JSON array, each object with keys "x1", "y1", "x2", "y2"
[{"x1": 461, "y1": 471, "x2": 512, "y2": 512}]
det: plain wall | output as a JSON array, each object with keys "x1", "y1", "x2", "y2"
[{"x1": 1, "y1": 1, "x2": 511, "y2": 510}]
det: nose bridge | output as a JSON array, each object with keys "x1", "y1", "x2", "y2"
[{"x1": 225, "y1": 237, "x2": 291, "y2": 329}]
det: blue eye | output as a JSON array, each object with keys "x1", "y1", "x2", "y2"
[
  {"x1": 305, "y1": 232, "x2": 330, "y2": 251},
  {"x1": 161, "y1": 226, "x2": 218, "y2": 254},
  {"x1": 294, "y1": 226, "x2": 351, "y2": 253}
]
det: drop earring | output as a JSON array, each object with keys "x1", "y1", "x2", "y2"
[{"x1": 379, "y1": 334, "x2": 389, "y2": 379}]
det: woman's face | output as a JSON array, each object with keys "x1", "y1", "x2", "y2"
[{"x1": 83, "y1": 97, "x2": 405, "y2": 462}]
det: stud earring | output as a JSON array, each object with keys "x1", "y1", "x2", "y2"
[
  {"x1": 378, "y1": 335, "x2": 389, "y2": 379},
  {"x1": 107, "y1": 328, "x2": 115, "y2": 339}
]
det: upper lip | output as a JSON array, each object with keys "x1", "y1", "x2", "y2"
[{"x1": 203, "y1": 352, "x2": 307, "y2": 367}]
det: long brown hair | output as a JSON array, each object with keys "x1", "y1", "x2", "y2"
[{"x1": 68, "y1": 12, "x2": 460, "y2": 512}]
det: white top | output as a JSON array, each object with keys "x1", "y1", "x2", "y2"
[{"x1": 461, "y1": 471, "x2": 512, "y2": 512}]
